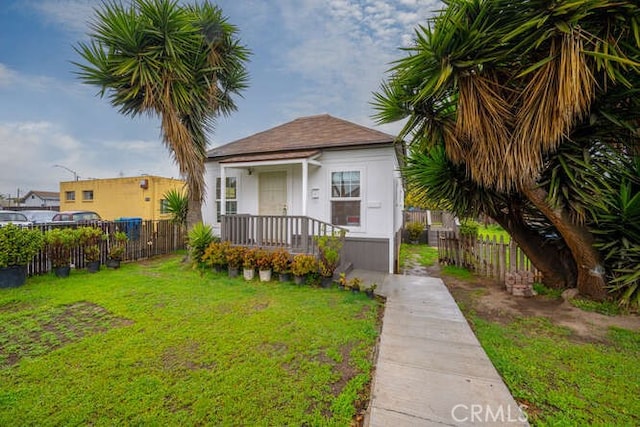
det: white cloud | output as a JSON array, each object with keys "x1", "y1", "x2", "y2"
[
  {"x1": 273, "y1": 0, "x2": 442, "y2": 127},
  {"x1": 26, "y1": 0, "x2": 96, "y2": 34},
  {"x1": 0, "y1": 121, "x2": 179, "y2": 195},
  {"x1": 0, "y1": 63, "x2": 17, "y2": 87}
]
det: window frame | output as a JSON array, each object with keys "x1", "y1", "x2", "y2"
[
  {"x1": 329, "y1": 168, "x2": 363, "y2": 231},
  {"x1": 82, "y1": 190, "x2": 94, "y2": 201},
  {"x1": 216, "y1": 176, "x2": 238, "y2": 223},
  {"x1": 65, "y1": 191, "x2": 75, "y2": 202}
]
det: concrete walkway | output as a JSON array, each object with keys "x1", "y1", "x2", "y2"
[{"x1": 349, "y1": 270, "x2": 528, "y2": 426}]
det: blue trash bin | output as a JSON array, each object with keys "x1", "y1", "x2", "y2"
[{"x1": 115, "y1": 217, "x2": 142, "y2": 241}]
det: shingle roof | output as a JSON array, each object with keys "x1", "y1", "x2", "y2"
[
  {"x1": 22, "y1": 190, "x2": 59, "y2": 200},
  {"x1": 207, "y1": 114, "x2": 395, "y2": 160}
]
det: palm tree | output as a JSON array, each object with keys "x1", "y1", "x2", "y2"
[
  {"x1": 74, "y1": 0, "x2": 250, "y2": 228},
  {"x1": 375, "y1": 0, "x2": 640, "y2": 300}
]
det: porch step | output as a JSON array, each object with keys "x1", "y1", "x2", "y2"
[{"x1": 335, "y1": 261, "x2": 353, "y2": 277}]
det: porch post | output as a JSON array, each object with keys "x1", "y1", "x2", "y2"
[
  {"x1": 220, "y1": 165, "x2": 226, "y2": 216},
  {"x1": 302, "y1": 159, "x2": 308, "y2": 216}
]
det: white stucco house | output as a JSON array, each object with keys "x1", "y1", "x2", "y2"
[{"x1": 202, "y1": 114, "x2": 404, "y2": 273}]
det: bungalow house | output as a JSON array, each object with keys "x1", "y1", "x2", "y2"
[{"x1": 202, "y1": 114, "x2": 404, "y2": 273}]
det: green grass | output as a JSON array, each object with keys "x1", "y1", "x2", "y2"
[
  {"x1": 478, "y1": 224, "x2": 511, "y2": 243},
  {"x1": 0, "y1": 255, "x2": 381, "y2": 425},
  {"x1": 399, "y1": 243, "x2": 438, "y2": 269},
  {"x1": 441, "y1": 265, "x2": 473, "y2": 280},
  {"x1": 570, "y1": 298, "x2": 622, "y2": 316},
  {"x1": 532, "y1": 282, "x2": 564, "y2": 299},
  {"x1": 469, "y1": 316, "x2": 640, "y2": 425}
]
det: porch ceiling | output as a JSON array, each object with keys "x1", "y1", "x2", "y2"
[{"x1": 219, "y1": 149, "x2": 321, "y2": 164}]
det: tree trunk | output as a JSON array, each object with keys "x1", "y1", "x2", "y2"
[
  {"x1": 522, "y1": 186, "x2": 607, "y2": 300},
  {"x1": 492, "y1": 213, "x2": 577, "y2": 289},
  {"x1": 186, "y1": 193, "x2": 203, "y2": 230}
]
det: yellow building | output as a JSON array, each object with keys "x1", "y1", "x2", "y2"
[{"x1": 59, "y1": 175, "x2": 186, "y2": 221}]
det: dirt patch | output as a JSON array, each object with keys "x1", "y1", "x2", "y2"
[
  {"x1": 0, "y1": 301, "x2": 133, "y2": 368},
  {"x1": 161, "y1": 341, "x2": 215, "y2": 372},
  {"x1": 418, "y1": 257, "x2": 640, "y2": 343}
]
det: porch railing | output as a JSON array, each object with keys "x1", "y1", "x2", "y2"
[{"x1": 221, "y1": 215, "x2": 346, "y2": 255}]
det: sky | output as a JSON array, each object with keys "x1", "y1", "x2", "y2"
[{"x1": 0, "y1": 0, "x2": 442, "y2": 199}]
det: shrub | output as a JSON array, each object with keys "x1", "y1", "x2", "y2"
[
  {"x1": 459, "y1": 220, "x2": 479, "y2": 239},
  {"x1": 44, "y1": 228, "x2": 80, "y2": 268},
  {"x1": 78, "y1": 226, "x2": 104, "y2": 263},
  {"x1": 271, "y1": 248, "x2": 291, "y2": 274},
  {"x1": 0, "y1": 224, "x2": 44, "y2": 268},
  {"x1": 243, "y1": 247, "x2": 257, "y2": 269},
  {"x1": 187, "y1": 223, "x2": 215, "y2": 267},
  {"x1": 225, "y1": 245, "x2": 245, "y2": 269},
  {"x1": 202, "y1": 241, "x2": 230, "y2": 269},
  {"x1": 108, "y1": 231, "x2": 128, "y2": 261},
  {"x1": 291, "y1": 254, "x2": 318, "y2": 276},
  {"x1": 255, "y1": 248, "x2": 273, "y2": 271},
  {"x1": 316, "y1": 230, "x2": 345, "y2": 278},
  {"x1": 405, "y1": 221, "x2": 423, "y2": 242}
]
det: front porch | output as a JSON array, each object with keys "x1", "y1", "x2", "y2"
[{"x1": 220, "y1": 214, "x2": 346, "y2": 256}]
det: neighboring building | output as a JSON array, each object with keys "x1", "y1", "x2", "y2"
[
  {"x1": 59, "y1": 175, "x2": 185, "y2": 221},
  {"x1": 203, "y1": 114, "x2": 404, "y2": 273},
  {"x1": 19, "y1": 190, "x2": 60, "y2": 209}
]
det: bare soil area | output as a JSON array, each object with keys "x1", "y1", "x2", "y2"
[{"x1": 405, "y1": 255, "x2": 640, "y2": 342}]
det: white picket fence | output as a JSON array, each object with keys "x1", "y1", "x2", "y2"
[{"x1": 437, "y1": 231, "x2": 542, "y2": 283}]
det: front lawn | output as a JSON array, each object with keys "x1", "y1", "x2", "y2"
[{"x1": 0, "y1": 255, "x2": 381, "y2": 425}]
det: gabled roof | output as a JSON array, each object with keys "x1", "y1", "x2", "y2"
[
  {"x1": 21, "y1": 190, "x2": 59, "y2": 201},
  {"x1": 207, "y1": 114, "x2": 395, "y2": 160}
]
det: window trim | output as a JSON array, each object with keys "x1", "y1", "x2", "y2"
[
  {"x1": 82, "y1": 190, "x2": 94, "y2": 201},
  {"x1": 329, "y1": 167, "x2": 364, "y2": 231},
  {"x1": 65, "y1": 191, "x2": 75, "y2": 202},
  {"x1": 216, "y1": 176, "x2": 238, "y2": 223}
]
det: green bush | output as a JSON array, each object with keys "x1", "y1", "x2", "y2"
[
  {"x1": 459, "y1": 220, "x2": 479, "y2": 239},
  {"x1": 187, "y1": 223, "x2": 214, "y2": 267},
  {"x1": 0, "y1": 224, "x2": 44, "y2": 268},
  {"x1": 405, "y1": 221, "x2": 423, "y2": 242},
  {"x1": 44, "y1": 228, "x2": 80, "y2": 268}
]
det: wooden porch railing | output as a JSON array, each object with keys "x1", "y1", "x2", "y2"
[{"x1": 220, "y1": 215, "x2": 346, "y2": 255}]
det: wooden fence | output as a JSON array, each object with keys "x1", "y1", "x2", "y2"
[
  {"x1": 27, "y1": 220, "x2": 186, "y2": 276},
  {"x1": 437, "y1": 231, "x2": 542, "y2": 282}
]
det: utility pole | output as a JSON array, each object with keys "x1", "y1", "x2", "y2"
[{"x1": 53, "y1": 164, "x2": 79, "y2": 181}]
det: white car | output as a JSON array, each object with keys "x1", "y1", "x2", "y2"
[
  {"x1": 21, "y1": 210, "x2": 57, "y2": 224},
  {"x1": 0, "y1": 211, "x2": 32, "y2": 227}
]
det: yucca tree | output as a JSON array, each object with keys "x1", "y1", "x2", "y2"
[
  {"x1": 75, "y1": 0, "x2": 249, "y2": 228},
  {"x1": 375, "y1": 0, "x2": 640, "y2": 300}
]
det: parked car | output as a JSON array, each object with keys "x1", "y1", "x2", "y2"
[
  {"x1": 21, "y1": 210, "x2": 58, "y2": 224},
  {"x1": 0, "y1": 210, "x2": 32, "y2": 227},
  {"x1": 51, "y1": 211, "x2": 102, "y2": 223}
]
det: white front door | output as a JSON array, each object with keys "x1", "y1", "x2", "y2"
[{"x1": 259, "y1": 171, "x2": 287, "y2": 215}]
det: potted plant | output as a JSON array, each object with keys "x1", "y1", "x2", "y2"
[
  {"x1": 347, "y1": 277, "x2": 362, "y2": 294},
  {"x1": 291, "y1": 253, "x2": 318, "y2": 285},
  {"x1": 316, "y1": 231, "x2": 345, "y2": 286},
  {"x1": 106, "y1": 231, "x2": 128, "y2": 269},
  {"x1": 0, "y1": 224, "x2": 44, "y2": 288},
  {"x1": 255, "y1": 248, "x2": 273, "y2": 282},
  {"x1": 364, "y1": 283, "x2": 378, "y2": 299},
  {"x1": 337, "y1": 272, "x2": 348, "y2": 290},
  {"x1": 271, "y1": 248, "x2": 291, "y2": 282},
  {"x1": 242, "y1": 247, "x2": 257, "y2": 281},
  {"x1": 78, "y1": 226, "x2": 104, "y2": 273},
  {"x1": 225, "y1": 245, "x2": 245, "y2": 278},
  {"x1": 44, "y1": 227, "x2": 79, "y2": 277},
  {"x1": 202, "y1": 241, "x2": 229, "y2": 273}
]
